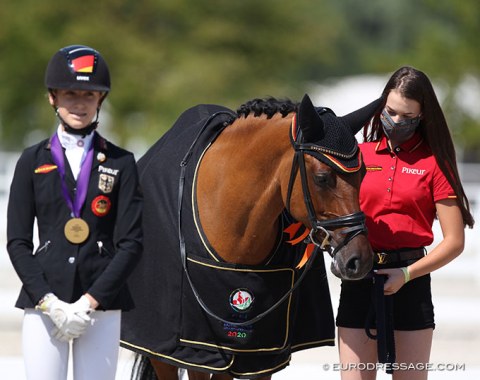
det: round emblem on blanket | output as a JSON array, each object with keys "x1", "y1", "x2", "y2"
[{"x1": 229, "y1": 289, "x2": 254, "y2": 312}]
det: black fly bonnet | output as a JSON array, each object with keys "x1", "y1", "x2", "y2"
[{"x1": 287, "y1": 94, "x2": 382, "y2": 258}]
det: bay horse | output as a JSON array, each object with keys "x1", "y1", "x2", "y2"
[{"x1": 121, "y1": 94, "x2": 381, "y2": 379}]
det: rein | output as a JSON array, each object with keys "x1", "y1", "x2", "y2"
[
  {"x1": 365, "y1": 273, "x2": 396, "y2": 374},
  {"x1": 286, "y1": 113, "x2": 367, "y2": 260}
]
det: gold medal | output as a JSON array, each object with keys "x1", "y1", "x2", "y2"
[{"x1": 64, "y1": 218, "x2": 90, "y2": 244}]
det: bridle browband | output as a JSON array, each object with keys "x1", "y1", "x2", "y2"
[{"x1": 286, "y1": 113, "x2": 368, "y2": 259}]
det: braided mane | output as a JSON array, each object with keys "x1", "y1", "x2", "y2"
[{"x1": 236, "y1": 97, "x2": 298, "y2": 119}]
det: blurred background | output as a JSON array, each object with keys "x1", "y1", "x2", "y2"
[
  {"x1": 0, "y1": 0, "x2": 479, "y2": 158},
  {"x1": 1, "y1": 0, "x2": 479, "y2": 378}
]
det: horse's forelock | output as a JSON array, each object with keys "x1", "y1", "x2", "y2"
[{"x1": 237, "y1": 97, "x2": 298, "y2": 119}]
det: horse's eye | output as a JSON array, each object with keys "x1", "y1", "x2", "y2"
[{"x1": 313, "y1": 172, "x2": 334, "y2": 188}]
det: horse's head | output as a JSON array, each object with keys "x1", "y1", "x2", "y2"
[{"x1": 285, "y1": 94, "x2": 382, "y2": 280}]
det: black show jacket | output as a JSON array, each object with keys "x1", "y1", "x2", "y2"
[{"x1": 7, "y1": 132, "x2": 143, "y2": 310}]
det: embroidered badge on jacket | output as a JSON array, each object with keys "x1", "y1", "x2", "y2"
[
  {"x1": 91, "y1": 195, "x2": 112, "y2": 217},
  {"x1": 34, "y1": 164, "x2": 58, "y2": 174},
  {"x1": 98, "y1": 173, "x2": 115, "y2": 193}
]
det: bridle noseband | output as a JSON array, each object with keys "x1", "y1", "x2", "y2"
[{"x1": 286, "y1": 114, "x2": 368, "y2": 259}]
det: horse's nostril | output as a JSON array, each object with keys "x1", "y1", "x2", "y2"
[{"x1": 346, "y1": 257, "x2": 360, "y2": 272}]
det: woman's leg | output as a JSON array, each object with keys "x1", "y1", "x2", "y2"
[
  {"x1": 72, "y1": 310, "x2": 121, "y2": 380},
  {"x1": 338, "y1": 327, "x2": 378, "y2": 380},
  {"x1": 392, "y1": 329, "x2": 433, "y2": 380},
  {"x1": 23, "y1": 309, "x2": 69, "y2": 380}
]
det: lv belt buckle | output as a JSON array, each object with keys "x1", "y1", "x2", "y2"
[{"x1": 376, "y1": 252, "x2": 387, "y2": 264}]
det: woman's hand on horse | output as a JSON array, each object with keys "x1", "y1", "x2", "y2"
[{"x1": 375, "y1": 268, "x2": 406, "y2": 295}]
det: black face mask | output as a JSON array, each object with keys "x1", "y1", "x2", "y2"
[{"x1": 381, "y1": 109, "x2": 421, "y2": 146}]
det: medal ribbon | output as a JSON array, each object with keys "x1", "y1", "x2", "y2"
[{"x1": 50, "y1": 133, "x2": 94, "y2": 218}]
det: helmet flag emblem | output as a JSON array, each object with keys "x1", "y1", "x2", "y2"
[{"x1": 71, "y1": 55, "x2": 95, "y2": 73}]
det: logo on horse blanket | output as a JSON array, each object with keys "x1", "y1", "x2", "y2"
[
  {"x1": 179, "y1": 254, "x2": 295, "y2": 352},
  {"x1": 230, "y1": 289, "x2": 254, "y2": 312}
]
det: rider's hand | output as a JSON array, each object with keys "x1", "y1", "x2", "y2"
[{"x1": 36, "y1": 294, "x2": 92, "y2": 341}]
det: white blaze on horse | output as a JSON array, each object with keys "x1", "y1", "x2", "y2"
[{"x1": 121, "y1": 94, "x2": 381, "y2": 380}]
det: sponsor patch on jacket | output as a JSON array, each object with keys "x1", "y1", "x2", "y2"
[
  {"x1": 91, "y1": 195, "x2": 112, "y2": 217},
  {"x1": 98, "y1": 165, "x2": 119, "y2": 176},
  {"x1": 34, "y1": 164, "x2": 58, "y2": 174},
  {"x1": 98, "y1": 174, "x2": 115, "y2": 193}
]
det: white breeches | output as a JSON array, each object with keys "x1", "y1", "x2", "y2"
[{"x1": 22, "y1": 308, "x2": 121, "y2": 380}]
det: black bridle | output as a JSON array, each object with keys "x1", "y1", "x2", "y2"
[{"x1": 286, "y1": 117, "x2": 368, "y2": 260}]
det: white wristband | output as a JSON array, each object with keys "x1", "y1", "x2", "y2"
[{"x1": 401, "y1": 267, "x2": 410, "y2": 283}]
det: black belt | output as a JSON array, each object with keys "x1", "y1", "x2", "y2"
[{"x1": 374, "y1": 247, "x2": 425, "y2": 265}]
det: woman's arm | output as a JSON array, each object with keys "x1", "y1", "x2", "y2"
[
  {"x1": 378, "y1": 198, "x2": 464, "y2": 294},
  {"x1": 408, "y1": 198, "x2": 464, "y2": 280}
]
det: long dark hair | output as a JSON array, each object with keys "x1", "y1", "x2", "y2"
[{"x1": 364, "y1": 66, "x2": 474, "y2": 228}]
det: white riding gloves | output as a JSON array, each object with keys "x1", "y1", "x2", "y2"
[{"x1": 36, "y1": 293, "x2": 92, "y2": 342}]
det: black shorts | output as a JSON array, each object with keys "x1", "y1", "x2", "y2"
[{"x1": 336, "y1": 274, "x2": 435, "y2": 331}]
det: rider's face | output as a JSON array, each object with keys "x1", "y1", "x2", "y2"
[{"x1": 49, "y1": 89, "x2": 103, "y2": 130}]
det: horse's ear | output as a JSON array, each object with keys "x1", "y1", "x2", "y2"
[
  {"x1": 340, "y1": 97, "x2": 384, "y2": 135},
  {"x1": 298, "y1": 94, "x2": 325, "y2": 142}
]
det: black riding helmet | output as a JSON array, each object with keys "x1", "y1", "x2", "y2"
[
  {"x1": 45, "y1": 45, "x2": 110, "y2": 92},
  {"x1": 45, "y1": 45, "x2": 110, "y2": 135}
]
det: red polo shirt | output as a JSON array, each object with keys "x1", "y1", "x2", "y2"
[{"x1": 359, "y1": 133, "x2": 456, "y2": 251}]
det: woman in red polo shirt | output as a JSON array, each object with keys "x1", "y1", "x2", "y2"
[{"x1": 336, "y1": 66, "x2": 474, "y2": 380}]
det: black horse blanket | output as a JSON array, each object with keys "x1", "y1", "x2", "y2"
[{"x1": 120, "y1": 104, "x2": 335, "y2": 378}]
